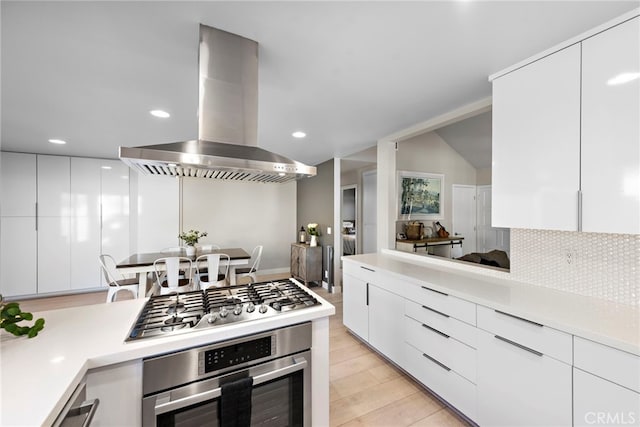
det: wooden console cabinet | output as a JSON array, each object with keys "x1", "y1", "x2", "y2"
[{"x1": 290, "y1": 243, "x2": 322, "y2": 286}]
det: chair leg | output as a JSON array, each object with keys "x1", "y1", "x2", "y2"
[{"x1": 106, "y1": 287, "x2": 117, "y2": 303}]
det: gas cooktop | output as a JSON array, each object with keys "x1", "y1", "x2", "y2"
[{"x1": 126, "y1": 278, "x2": 320, "y2": 341}]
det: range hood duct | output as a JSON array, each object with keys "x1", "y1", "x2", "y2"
[{"x1": 119, "y1": 24, "x2": 316, "y2": 183}]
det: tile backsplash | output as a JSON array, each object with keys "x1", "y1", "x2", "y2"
[{"x1": 509, "y1": 229, "x2": 639, "y2": 306}]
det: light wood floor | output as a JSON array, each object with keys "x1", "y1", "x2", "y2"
[{"x1": 15, "y1": 276, "x2": 470, "y2": 427}]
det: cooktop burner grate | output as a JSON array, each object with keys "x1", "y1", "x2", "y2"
[{"x1": 126, "y1": 278, "x2": 320, "y2": 341}]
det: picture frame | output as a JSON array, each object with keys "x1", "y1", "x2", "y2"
[{"x1": 397, "y1": 171, "x2": 444, "y2": 220}]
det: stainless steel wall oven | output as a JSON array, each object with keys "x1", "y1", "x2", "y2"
[{"x1": 142, "y1": 322, "x2": 312, "y2": 427}]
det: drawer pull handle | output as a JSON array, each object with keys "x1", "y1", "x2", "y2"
[
  {"x1": 421, "y1": 305, "x2": 450, "y2": 318},
  {"x1": 495, "y1": 335, "x2": 543, "y2": 357},
  {"x1": 422, "y1": 353, "x2": 451, "y2": 371},
  {"x1": 421, "y1": 285, "x2": 448, "y2": 297},
  {"x1": 422, "y1": 323, "x2": 450, "y2": 339},
  {"x1": 495, "y1": 310, "x2": 543, "y2": 328},
  {"x1": 360, "y1": 266, "x2": 375, "y2": 272}
]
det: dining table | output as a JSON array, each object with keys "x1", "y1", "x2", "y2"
[{"x1": 116, "y1": 247, "x2": 251, "y2": 297}]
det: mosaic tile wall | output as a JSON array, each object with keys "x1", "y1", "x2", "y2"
[{"x1": 508, "y1": 229, "x2": 639, "y2": 306}]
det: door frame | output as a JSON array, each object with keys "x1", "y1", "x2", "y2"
[
  {"x1": 341, "y1": 184, "x2": 358, "y2": 255},
  {"x1": 452, "y1": 184, "x2": 477, "y2": 255}
]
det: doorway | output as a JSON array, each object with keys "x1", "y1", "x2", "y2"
[
  {"x1": 452, "y1": 184, "x2": 477, "y2": 256},
  {"x1": 341, "y1": 185, "x2": 357, "y2": 256}
]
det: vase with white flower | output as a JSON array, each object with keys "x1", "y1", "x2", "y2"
[
  {"x1": 307, "y1": 223, "x2": 320, "y2": 247},
  {"x1": 179, "y1": 229, "x2": 208, "y2": 256}
]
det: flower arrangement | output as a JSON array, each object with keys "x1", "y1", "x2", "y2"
[
  {"x1": 178, "y1": 229, "x2": 208, "y2": 246},
  {"x1": 307, "y1": 223, "x2": 320, "y2": 236}
]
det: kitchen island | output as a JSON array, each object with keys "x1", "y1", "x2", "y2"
[{"x1": 0, "y1": 287, "x2": 335, "y2": 426}]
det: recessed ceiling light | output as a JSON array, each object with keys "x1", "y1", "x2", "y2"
[
  {"x1": 48, "y1": 139, "x2": 66, "y2": 145},
  {"x1": 607, "y1": 72, "x2": 640, "y2": 86},
  {"x1": 292, "y1": 131, "x2": 306, "y2": 138},
  {"x1": 101, "y1": 166, "x2": 112, "y2": 170},
  {"x1": 150, "y1": 109, "x2": 170, "y2": 118}
]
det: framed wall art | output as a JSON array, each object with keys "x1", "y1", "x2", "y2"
[{"x1": 397, "y1": 171, "x2": 444, "y2": 220}]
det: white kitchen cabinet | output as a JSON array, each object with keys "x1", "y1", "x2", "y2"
[
  {"x1": 574, "y1": 368, "x2": 640, "y2": 427},
  {"x1": 100, "y1": 160, "x2": 130, "y2": 272},
  {"x1": 476, "y1": 327, "x2": 572, "y2": 427},
  {"x1": 86, "y1": 359, "x2": 142, "y2": 426},
  {"x1": 38, "y1": 216, "x2": 71, "y2": 293},
  {"x1": 491, "y1": 14, "x2": 640, "y2": 235},
  {"x1": 581, "y1": 17, "x2": 640, "y2": 234},
  {"x1": 492, "y1": 44, "x2": 581, "y2": 231},
  {"x1": 1, "y1": 153, "x2": 38, "y2": 297},
  {"x1": 1, "y1": 152, "x2": 36, "y2": 216},
  {"x1": 37, "y1": 155, "x2": 71, "y2": 216},
  {"x1": 342, "y1": 272, "x2": 369, "y2": 341},
  {"x1": 368, "y1": 283, "x2": 404, "y2": 364},
  {"x1": 0, "y1": 217, "x2": 37, "y2": 296},
  {"x1": 70, "y1": 157, "x2": 102, "y2": 289}
]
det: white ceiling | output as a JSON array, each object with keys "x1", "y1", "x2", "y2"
[
  {"x1": 435, "y1": 110, "x2": 492, "y2": 169},
  {"x1": 2, "y1": 1, "x2": 637, "y2": 167}
]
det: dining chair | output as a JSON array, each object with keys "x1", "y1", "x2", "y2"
[
  {"x1": 154, "y1": 257, "x2": 194, "y2": 295},
  {"x1": 98, "y1": 254, "x2": 139, "y2": 303},
  {"x1": 235, "y1": 245, "x2": 263, "y2": 283},
  {"x1": 196, "y1": 253, "x2": 230, "y2": 289}
]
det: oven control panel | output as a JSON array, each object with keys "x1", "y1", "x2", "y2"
[{"x1": 199, "y1": 336, "x2": 275, "y2": 374}]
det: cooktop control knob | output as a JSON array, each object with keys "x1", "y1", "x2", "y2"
[
  {"x1": 233, "y1": 304, "x2": 243, "y2": 316},
  {"x1": 207, "y1": 313, "x2": 217, "y2": 324},
  {"x1": 219, "y1": 307, "x2": 229, "y2": 318},
  {"x1": 246, "y1": 303, "x2": 255, "y2": 313},
  {"x1": 259, "y1": 303, "x2": 268, "y2": 314}
]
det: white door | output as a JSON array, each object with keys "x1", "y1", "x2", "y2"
[
  {"x1": 362, "y1": 170, "x2": 377, "y2": 254},
  {"x1": 452, "y1": 185, "x2": 476, "y2": 255}
]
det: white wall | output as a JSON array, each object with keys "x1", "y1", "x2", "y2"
[
  {"x1": 133, "y1": 173, "x2": 180, "y2": 253},
  {"x1": 182, "y1": 177, "x2": 296, "y2": 273}
]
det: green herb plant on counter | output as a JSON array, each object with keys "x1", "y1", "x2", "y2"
[{"x1": 0, "y1": 295, "x2": 45, "y2": 338}]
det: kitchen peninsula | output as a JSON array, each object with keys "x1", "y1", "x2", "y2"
[
  {"x1": 342, "y1": 251, "x2": 640, "y2": 426},
  {"x1": 0, "y1": 284, "x2": 335, "y2": 426}
]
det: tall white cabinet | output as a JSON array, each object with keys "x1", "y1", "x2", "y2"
[
  {"x1": 491, "y1": 14, "x2": 640, "y2": 235},
  {"x1": 0, "y1": 153, "x2": 37, "y2": 296},
  {"x1": 0, "y1": 152, "x2": 130, "y2": 297}
]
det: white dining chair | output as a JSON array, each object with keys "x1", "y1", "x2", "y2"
[
  {"x1": 196, "y1": 253, "x2": 230, "y2": 289},
  {"x1": 99, "y1": 254, "x2": 139, "y2": 303},
  {"x1": 235, "y1": 245, "x2": 263, "y2": 283},
  {"x1": 154, "y1": 257, "x2": 194, "y2": 295}
]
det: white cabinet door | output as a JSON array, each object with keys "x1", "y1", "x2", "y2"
[
  {"x1": 581, "y1": 17, "x2": 640, "y2": 234},
  {"x1": 342, "y1": 273, "x2": 369, "y2": 341},
  {"x1": 37, "y1": 155, "x2": 71, "y2": 216},
  {"x1": 476, "y1": 329, "x2": 572, "y2": 427},
  {"x1": 37, "y1": 216, "x2": 71, "y2": 293},
  {"x1": 1, "y1": 152, "x2": 36, "y2": 216},
  {"x1": 574, "y1": 368, "x2": 640, "y2": 427},
  {"x1": 0, "y1": 217, "x2": 37, "y2": 296},
  {"x1": 101, "y1": 160, "x2": 130, "y2": 284},
  {"x1": 368, "y1": 284, "x2": 404, "y2": 364},
  {"x1": 70, "y1": 158, "x2": 101, "y2": 289},
  {"x1": 492, "y1": 44, "x2": 581, "y2": 231}
]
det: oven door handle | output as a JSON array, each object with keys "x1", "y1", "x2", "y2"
[{"x1": 154, "y1": 356, "x2": 309, "y2": 416}]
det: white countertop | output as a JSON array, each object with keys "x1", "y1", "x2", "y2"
[
  {"x1": 0, "y1": 291, "x2": 335, "y2": 426},
  {"x1": 344, "y1": 253, "x2": 640, "y2": 356}
]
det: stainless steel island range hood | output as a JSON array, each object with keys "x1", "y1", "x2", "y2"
[{"x1": 119, "y1": 25, "x2": 316, "y2": 183}]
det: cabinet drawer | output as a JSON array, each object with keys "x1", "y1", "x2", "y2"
[
  {"x1": 405, "y1": 282, "x2": 476, "y2": 325},
  {"x1": 405, "y1": 300, "x2": 476, "y2": 348},
  {"x1": 573, "y1": 368, "x2": 640, "y2": 427},
  {"x1": 477, "y1": 305, "x2": 572, "y2": 364},
  {"x1": 405, "y1": 316, "x2": 476, "y2": 383},
  {"x1": 343, "y1": 261, "x2": 378, "y2": 284},
  {"x1": 404, "y1": 342, "x2": 476, "y2": 422},
  {"x1": 574, "y1": 337, "x2": 640, "y2": 393}
]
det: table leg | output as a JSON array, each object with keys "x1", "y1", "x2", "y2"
[
  {"x1": 229, "y1": 266, "x2": 237, "y2": 286},
  {"x1": 137, "y1": 272, "x2": 153, "y2": 298}
]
